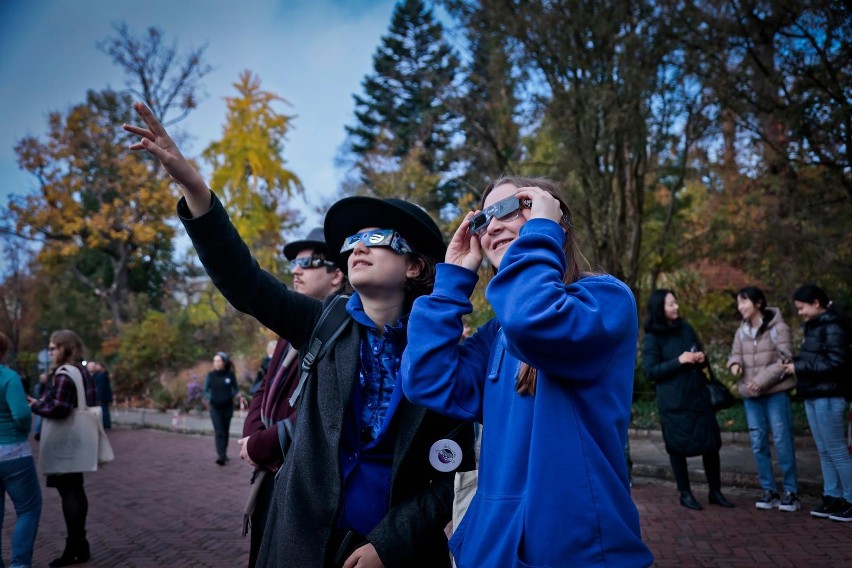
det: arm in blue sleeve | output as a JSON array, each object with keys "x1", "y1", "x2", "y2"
[
  {"x1": 203, "y1": 374, "x2": 212, "y2": 401},
  {"x1": 401, "y1": 264, "x2": 496, "y2": 422},
  {"x1": 488, "y1": 219, "x2": 638, "y2": 381},
  {"x1": 3, "y1": 369, "x2": 32, "y2": 433}
]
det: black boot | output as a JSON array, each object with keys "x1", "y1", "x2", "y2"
[
  {"x1": 49, "y1": 538, "x2": 78, "y2": 567},
  {"x1": 679, "y1": 491, "x2": 703, "y2": 510},
  {"x1": 709, "y1": 490, "x2": 735, "y2": 508},
  {"x1": 49, "y1": 535, "x2": 90, "y2": 567}
]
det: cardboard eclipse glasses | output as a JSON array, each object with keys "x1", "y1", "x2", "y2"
[
  {"x1": 340, "y1": 229, "x2": 414, "y2": 255},
  {"x1": 469, "y1": 196, "x2": 532, "y2": 236},
  {"x1": 288, "y1": 257, "x2": 338, "y2": 272}
]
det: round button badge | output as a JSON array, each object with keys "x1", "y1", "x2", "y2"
[{"x1": 429, "y1": 438, "x2": 462, "y2": 472}]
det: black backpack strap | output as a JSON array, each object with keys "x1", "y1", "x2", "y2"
[{"x1": 288, "y1": 294, "x2": 351, "y2": 408}]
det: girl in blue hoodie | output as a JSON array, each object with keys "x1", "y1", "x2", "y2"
[{"x1": 402, "y1": 177, "x2": 652, "y2": 567}]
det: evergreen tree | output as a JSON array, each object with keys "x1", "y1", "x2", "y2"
[
  {"x1": 345, "y1": 0, "x2": 460, "y2": 212},
  {"x1": 443, "y1": 0, "x2": 521, "y2": 195}
]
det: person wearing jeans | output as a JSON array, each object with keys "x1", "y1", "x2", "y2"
[
  {"x1": 804, "y1": 397, "x2": 852, "y2": 518},
  {"x1": 743, "y1": 393, "x2": 798, "y2": 508},
  {"x1": 0, "y1": 331, "x2": 42, "y2": 568},
  {"x1": 728, "y1": 286, "x2": 799, "y2": 511},
  {"x1": 783, "y1": 284, "x2": 852, "y2": 522}
]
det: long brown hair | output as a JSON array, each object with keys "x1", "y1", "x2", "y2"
[
  {"x1": 49, "y1": 329, "x2": 84, "y2": 374},
  {"x1": 480, "y1": 176, "x2": 586, "y2": 395}
]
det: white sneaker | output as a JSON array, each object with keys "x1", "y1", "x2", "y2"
[
  {"x1": 755, "y1": 490, "x2": 780, "y2": 510},
  {"x1": 778, "y1": 491, "x2": 800, "y2": 512}
]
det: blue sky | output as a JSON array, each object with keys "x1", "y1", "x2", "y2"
[{"x1": 0, "y1": 0, "x2": 398, "y2": 245}]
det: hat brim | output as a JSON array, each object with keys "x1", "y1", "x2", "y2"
[
  {"x1": 282, "y1": 239, "x2": 328, "y2": 261},
  {"x1": 324, "y1": 196, "x2": 446, "y2": 268}
]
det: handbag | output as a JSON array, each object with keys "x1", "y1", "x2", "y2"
[
  {"x1": 39, "y1": 364, "x2": 114, "y2": 474},
  {"x1": 705, "y1": 366, "x2": 736, "y2": 412}
]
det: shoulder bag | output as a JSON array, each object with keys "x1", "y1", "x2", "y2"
[
  {"x1": 705, "y1": 365, "x2": 736, "y2": 412},
  {"x1": 39, "y1": 364, "x2": 115, "y2": 474}
]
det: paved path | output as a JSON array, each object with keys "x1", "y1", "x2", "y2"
[
  {"x1": 7, "y1": 428, "x2": 250, "y2": 567},
  {"x1": 3, "y1": 411, "x2": 848, "y2": 566}
]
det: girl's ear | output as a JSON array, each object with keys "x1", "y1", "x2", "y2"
[{"x1": 406, "y1": 256, "x2": 425, "y2": 279}]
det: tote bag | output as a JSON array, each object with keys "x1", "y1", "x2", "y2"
[{"x1": 39, "y1": 364, "x2": 114, "y2": 474}]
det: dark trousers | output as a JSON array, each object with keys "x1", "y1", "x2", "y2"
[
  {"x1": 248, "y1": 471, "x2": 275, "y2": 568},
  {"x1": 669, "y1": 450, "x2": 722, "y2": 493},
  {"x1": 101, "y1": 403, "x2": 111, "y2": 429},
  {"x1": 209, "y1": 405, "x2": 233, "y2": 460}
]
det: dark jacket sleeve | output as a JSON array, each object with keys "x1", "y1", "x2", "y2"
[
  {"x1": 243, "y1": 380, "x2": 267, "y2": 439},
  {"x1": 243, "y1": 340, "x2": 291, "y2": 468},
  {"x1": 369, "y1": 416, "x2": 475, "y2": 567},
  {"x1": 179, "y1": 194, "x2": 322, "y2": 349},
  {"x1": 642, "y1": 333, "x2": 682, "y2": 383},
  {"x1": 795, "y1": 322, "x2": 848, "y2": 380}
]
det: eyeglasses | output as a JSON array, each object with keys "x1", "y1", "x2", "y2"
[
  {"x1": 469, "y1": 196, "x2": 532, "y2": 236},
  {"x1": 340, "y1": 229, "x2": 414, "y2": 255},
  {"x1": 287, "y1": 257, "x2": 337, "y2": 272}
]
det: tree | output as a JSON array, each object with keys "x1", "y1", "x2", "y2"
[
  {"x1": 202, "y1": 71, "x2": 303, "y2": 274},
  {"x1": 488, "y1": 1, "x2": 675, "y2": 287},
  {"x1": 672, "y1": 1, "x2": 852, "y2": 304},
  {"x1": 113, "y1": 310, "x2": 197, "y2": 394},
  {"x1": 345, "y1": 0, "x2": 460, "y2": 212},
  {"x1": 10, "y1": 89, "x2": 176, "y2": 329},
  {"x1": 442, "y1": 0, "x2": 522, "y2": 191},
  {"x1": 98, "y1": 23, "x2": 213, "y2": 125}
]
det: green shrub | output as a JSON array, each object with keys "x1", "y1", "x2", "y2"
[{"x1": 631, "y1": 398, "x2": 810, "y2": 435}]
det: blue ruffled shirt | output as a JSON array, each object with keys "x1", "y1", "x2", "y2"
[{"x1": 336, "y1": 294, "x2": 407, "y2": 536}]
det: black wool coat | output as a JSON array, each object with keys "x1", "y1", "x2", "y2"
[
  {"x1": 642, "y1": 320, "x2": 721, "y2": 457},
  {"x1": 180, "y1": 195, "x2": 474, "y2": 568}
]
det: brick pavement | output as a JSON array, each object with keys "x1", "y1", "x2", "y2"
[
  {"x1": 635, "y1": 477, "x2": 852, "y2": 567},
  {"x1": 5, "y1": 428, "x2": 249, "y2": 567},
  {"x1": 4, "y1": 426, "x2": 850, "y2": 567}
]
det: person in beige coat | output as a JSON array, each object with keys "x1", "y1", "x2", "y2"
[{"x1": 728, "y1": 286, "x2": 800, "y2": 512}]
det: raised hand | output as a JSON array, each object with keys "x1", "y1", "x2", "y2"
[
  {"x1": 446, "y1": 211, "x2": 483, "y2": 272},
  {"x1": 122, "y1": 102, "x2": 211, "y2": 216},
  {"x1": 514, "y1": 186, "x2": 564, "y2": 226}
]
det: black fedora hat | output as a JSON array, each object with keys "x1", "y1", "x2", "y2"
[
  {"x1": 324, "y1": 196, "x2": 446, "y2": 266},
  {"x1": 282, "y1": 227, "x2": 329, "y2": 261}
]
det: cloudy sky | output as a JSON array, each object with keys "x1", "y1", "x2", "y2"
[{"x1": 0, "y1": 0, "x2": 401, "y2": 241}]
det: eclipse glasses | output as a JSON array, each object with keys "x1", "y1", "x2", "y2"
[
  {"x1": 469, "y1": 196, "x2": 532, "y2": 236},
  {"x1": 288, "y1": 257, "x2": 338, "y2": 272},
  {"x1": 340, "y1": 229, "x2": 414, "y2": 255}
]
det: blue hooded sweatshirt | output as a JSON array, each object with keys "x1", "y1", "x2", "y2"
[{"x1": 402, "y1": 218, "x2": 653, "y2": 567}]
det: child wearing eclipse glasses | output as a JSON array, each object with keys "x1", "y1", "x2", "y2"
[
  {"x1": 401, "y1": 176, "x2": 654, "y2": 567},
  {"x1": 124, "y1": 102, "x2": 473, "y2": 568}
]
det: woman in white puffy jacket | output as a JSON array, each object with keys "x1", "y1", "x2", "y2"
[{"x1": 727, "y1": 286, "x2": 799, "y2": 512}]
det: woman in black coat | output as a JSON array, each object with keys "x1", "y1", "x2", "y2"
[{"x1": 642, "y1": 289, "x2": 734, "y2": 510}]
